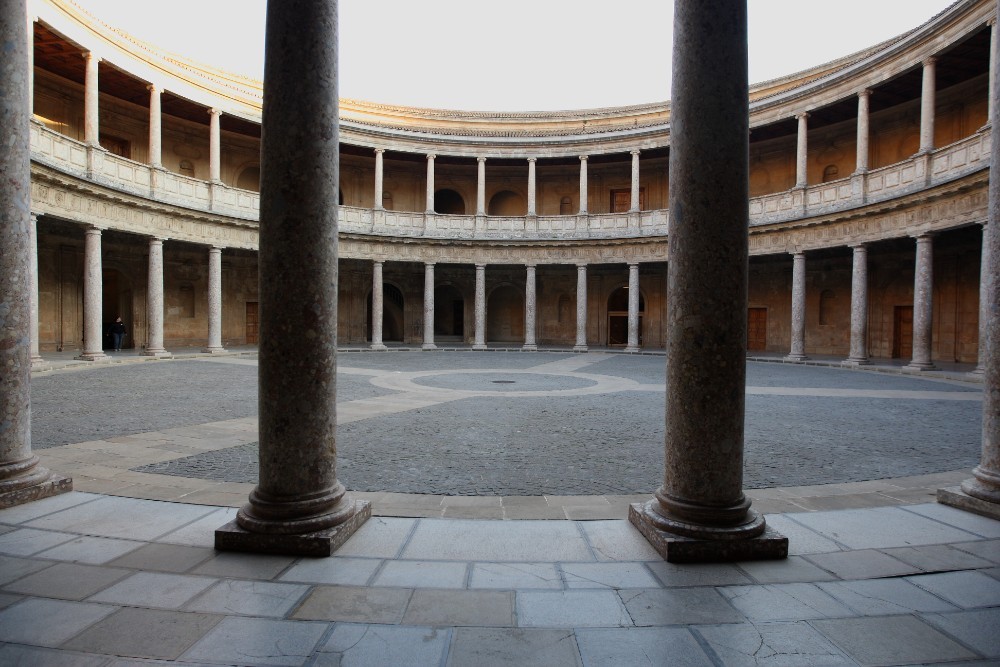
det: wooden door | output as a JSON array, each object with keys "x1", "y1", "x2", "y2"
[
  {"x1": 893, "y1": 306, "x2": 913, "y2": 359},
  {"x1": 747, "y1": 308, "x2": 767, "y2": 351},
  {"x1": 246, "y1": 302, "x2": 259, "y2": 344},
  {"x1": 610, "y1": 188, "x2": 646, "y2": 213}
]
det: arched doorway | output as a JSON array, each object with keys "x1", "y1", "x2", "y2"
[
  {"x1": 434, "y1": 189, "x2": 465, "y2": 214},
  {"x1": 434, "y1": 284, "x2": 464, "y2": 341},
  {"x1": 487, "y1": 284, "x2": 523, "y2": 343},
  {"x1": 236, "y1": 165, "x2": 260, "y2": 191},
  {"x1": 102, "y1": 268, "x2": 133, "y2": 350},
  {"x1": 607, "y1": 286, "x2": 644, "y2": 347},
  {"x1": 488, "y1": 190, "x2": 525, "y2": 216},
  {"x1": 366, "y1": 283, "x2": 405, "y2": 343}
]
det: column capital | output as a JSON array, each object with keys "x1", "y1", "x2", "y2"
[
  {"x1": 28, "y1": 211, "x2": 39, "y2": 222},
  {"x1": 475, "y1": 263, "x2": 486, "y2": 270},
  {"x1": 147, "y1": 83, "x2": 161, "y2": 94},
  {"x1": 208, "y1": 108, "x2": 222, "y2": 119},
  {"x1": 85, "y1": 224, "x2": 105, "y2": 233},
  {"x1": 373, "y1": 148, "x2": 385, "y2": 155},
  {"x1": 579, "y1": 155, "x2": 589, "y2": 162},
  {"x1": 426, "y1": 153, "x2": 436, "y2": 161},
  {"x1": 526, "y1": 157, "x2": 537, "y2": 163},
  {"x1": 477, "y1": 156, "x2": 487, "y2": 163},
  {"x1": 858, "y1": 88, "x2": 872, "y2": 98},
  {"x1": 848, "y1": 241, "x2": 868, "y2": 250},
  {"x1": 923, "y1": 55, "x2": 937, "y2": 67},
  {"x1": 796, "y1": 111, "x2": 810, "y2": 121},
  {"x1": 911, "y1": 231, "x2": 936, "y2": 241},
  {"x1": 987, "y1": 16, "x2": 997, "y2": 27},
  {"x1": 576, "y1": 262, "x2": 588, "y2": 269},
  {"x1": 628, "y1": 261, "x2": 640, "y2": 269},
  {"x1": 210, "y1": 244, "x2": 225, "y2": 251},
  {"x1": 82, "y1": 51, "x2": 101, "y2": 64},
  {"x1": 373, "y1": 258, "x2": 384, "y2": 266},
  {"x1": 790, "y1": 250, "x2": 806, "y2": 259},
  {"x1": 630, "y1": 149, "x2": 641, "y2": 156},
  {"x1": 525, "y1": 262, "x2": 537, "y2": 270},
  {"x1": 424, "y1": 260, "x2": 435, "y2": 267},
  {"x1": 150, "y1": 235, "x2": 168, "y2": 244}
]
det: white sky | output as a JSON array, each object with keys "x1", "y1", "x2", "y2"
[{"x1": 69, "y1": 0, "x2": 957, "y2": 111}]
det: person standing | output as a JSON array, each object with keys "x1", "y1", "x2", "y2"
[{"x1": 110, "y1": 316, "x2": 126, "y2": 351}]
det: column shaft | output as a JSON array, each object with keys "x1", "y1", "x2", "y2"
[
  {"x1": 976, "y1": 223, "x2": 989, "y2": 374},
  {"x1": 371, "y1": 260, "x2": 386, "y2": 350},
  {"x1": 148, "y1": 85, "x2": 162, "y2": 168},
  {"x1": 846, "y1": 244, "x2": 870, "y2": 364},
  {"x1": 855, "y1": 90, "x2": 871, "y2": 173},
  {"x1": 988, "y1": 19, "x2": 997, "y2": 124},
  {"x1": 77, "y1": 228, "x2": 107, "y2": 361},
  {"x1": 473, "y1": 264, "x2": 486, "y2": 350},
  {"x1": 527, "y1": 158, "x2": 537, "y2": 215},
  {"x1": 573, "y1": 264, "x2": 588, "y2": 351},
  {"x1": 84, "y1": 51, "x2": 99, "y2": 145},
  {"x1": 786, "y1": 252, "x2": 808, "y2": 361},
  {"x1": 203, "y1": 247, "x2": 226, "y2": 353},
  {"x1": 919, "y1": 58, "x2": 936, "y2": 153},
  {"x1": 630, "y1": 150, "x2": 641, "y2": 212},
  {"x1": 578, "y1": 156, "x2": 588, "y2": 214},
  {"x1": 625, "y1": 263, "x2": 640, "y2": 351},
  {"x1": 28, "y1": 214, "x2": 42, "y2": 366},
  {"x1": 425, "y1": 154, "x2": 435, "y2": 213},
  {"x1": 423, "y1": 263, "x2": 436, "y2": 350},
  {"x1": 374, "y1": 149, "x2": 384, "y2": 209},
  {"x1": 523, "y1": 264, "x2": 537, "y2": 350},
  {"x1": 476, "y1": 157, "x2": 486, "y2": 216},
  {"x1": 795, "y1": 113, "x2": 809, "y2": 187},
  {"x1": 144, "y1": 237, "x2": 169, "y2": 357},
  {"x1": 906, "y1": 235, "x2": 936, "y2": 370},
  {"x1": 208, "y1": 109, "x2": 222, "y2": 182}
]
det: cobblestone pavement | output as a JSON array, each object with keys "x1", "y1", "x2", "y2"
[{"x1": 31, "y1": 351, "x2": 977, "y2": 495}]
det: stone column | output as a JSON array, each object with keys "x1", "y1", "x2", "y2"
[
  {"x1": 527, "y1": 158, "x2": 537, "y2": 215},
  {"x1": 523, "y1": 264, "x2": 537, "y2": 351},
  {"x1": 203, "y1": 246, "x2": 227, "y2": 354},
  {"x1": 845, "y1": 244, "x2": 870, "y2": 365},
  {"x1": 371, "y1": 260, "x2": 386, "y2": 351},
  {"x1": 215, "y1": 0, "x2": 369, "y2": 556},
  {"x1": 473, "y1": 264, "x2": 487, "y2": 350},
  {"x1": 578, "y1": 156, "x2": 588, "y2": 214},
  {"x1": 919, "y1": 57, "x2": 937, "y2": 153},
  {"x1": 795, "y1": 112, "x2": 809, "y2": 187},
  {"x1": 75, "y1": 227, "x2": 108, "y2": 361},
  {"x1": 26, "y1": 11, "x2": 33, "y2": 114},
  {"x1": 905, "y1": 234, "x2": 936, "y2": 370},
  {"x1": 855, "y1": 89, "x2": 871, "y2": 173},
  {"x1": 785, "y1": 252, "x2": 808, "y2": 361},
  {"x1": 573, "y1": 263, "x2": 588, "y2": 352},
  {"x1": 373, "y1": 148, "x2": 384, "y2": 209},
  {"x1": 625, "y1": 263, "x2": 641, "y2": 352},
  {"x1": 975, "y1": 222, "x2": 989, "y2": 374},
  {"x1": 630, "y1": 150, "x2": 641, "y2": 212},
  {"x1": 28, "y1": 213, "x2": 43, "y2": 368},
  {"x1": 208, "y1": 108, "x2": 222, "y2": 182},
  {"x1": 144, "y1": 237, "x2": 170, "y2": 357},
  {"x1": 422, "y1": 262, "x2": 436, "y2": 350},
  {"x1": 83, "y1": 51, "x2": 99, "y2": 145},
  {"x1": 0, "y1": 0, "x2": 71, "y2": 508},
  {"x1": 476, "y1": 157, "x2": 486, "y2": 216},
  {"x1": 988, "y1": 19, "x2": 997, "y2": 125},
  {"x1": 630, "y1": 0, "x2": 785, "y2": 562},
  {"x1": 148, "y1": 84, "x2": 162, "y2": 168},
  {"x1": 425, "y1": 154, "x2": 435, "y2": 213}
]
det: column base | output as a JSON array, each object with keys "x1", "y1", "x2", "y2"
[
  {"x1": 842, "y1": 357, "x2": 870, "y2": 366},
  {"x1": 75, "y1": 352, "x2": 109, "y2": 361},
  {"x1": 142, "y1": 349, "x2": 173, "y2": 358},
  {"x1": 937, "y1": 486, "x2": 1000, "y2": 521},
  {"x1": 201, "y1": 347, "x2": 229, "y2": 355},
  {"x1": 629, "y1": 502, "x2": 788, "y2": 563},
  {"x1": 522, "y1": 344, "x2": 538, "y2": 352},
  {"x1": 783, "y1": 354, "x2": 808, "y2": 362},
  {"x1": 0, "y1": 473, "x2": 73, "y2": 510},
  {"x1": 624, "y1": 346, "x2": 641, "y2": 353},
  {"x1": 421, "y1": 343, "x2": 437, "y2": 350},
  {"x1": 472, "y1": 344, "x2": 487, "y2": 351},
  {"x1": 969, "y1": 366, "x2": 985, "y2": 376},
  {"x1": 572, "y1": 345, "x2": 589, "y2": 353},
  {"x1": 30, "y1": 356, "x2": 51, "y2": 372},
  {"x1": 370, "y1": 344, "x2": 388, "y2": 351},
  {"x1": 903, "y1": 361, "x2": 936, "y2": 371},
  {"x1": 215, "y1": 499, "x2": 371, "y2": 557}
]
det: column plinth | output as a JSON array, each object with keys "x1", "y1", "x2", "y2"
[
  {"x1": 422, "y1": 262, "x2": 436, "y2": 350},
  {"x1": 75, "y1": 227, "x2": 108, "y2": 361},
  {"x1": 202, "y1": 247, "x2": 227, "y2": 354},
  {"x1": 904, "y1": 234, "x2": 936, "y2": 371},
  {"x1": 629, "y1": 0, "x2": 786, "y2": 562},
  {"x1": 523, "y1": 264, "x2": 537, "y2": 351},
  {"x1": 473, "y1": 264, "x2": 487, "y2": 350}
]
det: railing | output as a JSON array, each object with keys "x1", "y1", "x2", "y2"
[{"x1": 31, "y1": 121, "x2": 990, "y2": 241}]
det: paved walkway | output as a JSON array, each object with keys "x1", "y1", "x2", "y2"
[{"x1": 1, "y1": 347, "x2": 995, "y2": 665}]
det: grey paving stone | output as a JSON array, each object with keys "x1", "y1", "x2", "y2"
[
  {"x1": 817, "y1": 579, "x2": 959, "y2": 616},
  {"x1": 717, "y1": 584, "x2": 853, "y2": 623},
  {"x1": 190, "y1": 551, "x2": 296, "y2": 580},
  {"x1": 291, "y1": 585, "x2": 411, "y2": 624},
  {"x1": 3, "y1": 562, "x2": 131, "y2": 600},
  {"x1": 0, "y1": 492, "x2": 101, "y2": 525},
  {"x1": 577, "y1": 520, "x2": 662, "y2": 562},
  {"x1": 89, "y1": 572, "x2": 217, "y2": 609},
  {"x1": 0, "y1": 644, "x2": 109, "y2": 666},
  {"x1": 620, "y1": 588, "x2": 746, "y2": 626},
  {"x1": 0, "y1": 554, "x2": 54, "y2": 585},
  {"x1": 922, "y1": 607, "x2": 1000, "y2": 657},
  {"x1": 762, "y1": 514, "x2": 848, "y2": 556},
  {"x1": 879, "y1": 544, "x2": 995, "y2": 573},
  {"x1": 106, "y1": 543, "x2": 216, "y2": 573},
  {"x1": 904, "y1": 503, "x2": 1000, "y2": 538},
  {"x1": 62, "y1": 607, "x2": 222, "y2": 660},
  {"x1": 153, "y1": 507, "x2": 237, "y2": 547},
  {"x1": 811, "y1": 615, "x2": 978, "y2": 666},
  {"x1": 279, "y1": 556, "x2": 383, "y2": 585},
  {"x1": 447, "y1": 627, "x2": 582, "y2": 667},
  {"x1": 334, "y1": 516, "x2": 416, "y2": 558},
  {"x1": 0, "y1": 598, "x2": 116, "y2": 647},
  {"x1": 906, "y1": 571, "x2": 1000, "y2": 608},
  {"x1": 561, "y1": 562, "x2": 660, "y2": 589},
  {"x1": 402, "y1": 519, "x2": 592, "y2": 562},
  {"x1": 185, "y1": 579, "x2": 310, "y2": 617},
  {"x1": 646, "y1": 561, "x2": 754, "y2": 588},
  {"x1": 180, "y1": 616, "x2": 327, "y2": 666},
  {"x1": 737, "y1": 556, "x2": 839, "y2": 584},
  {"x1": 372, "y1": 560, "x2": 468, "y2": 589},
  {"x1": 517, "y1": 590, "x2": 631, "y2": 628},
  {"x1": 25, "y1": 496, "x2": 216, "y2": 541},
  {"x1": 694, "y1": 620, "x2": 855, "y2": 666},
  {"x1": 402, "y1": 589, "x2": 514, "y2": 626},
  {"x1": 576, "y1": 627, "x2": 713, "y2": 666},
  {"x1": 36, "y1": 535, "x2": 144, "y2": 565},
  {"x1": 789, "y1": 507, "x2": 980, "y2": 550},
  {"x1": 0, "y1": 592, "x2": 22, "y2": 609},
  {"x1": 0, "y1": 527, "x2": 77, "y2": 556},
  {"x1": 469, "y1": 562, "x2": 562, "y2": 589},
  {"x1": 804, "y1": 549, "x2": 920, "y2": 580},
  {"x1": 953, "y1": 539, "x2": 1000, "y2": 564},
  {"x1": 316, "y1": 623, "x2": 450, "y2": 667}
]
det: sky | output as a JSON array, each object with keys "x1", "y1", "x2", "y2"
[{"x1": 68, "y1": 0, "x2": 958, "y2": 111}]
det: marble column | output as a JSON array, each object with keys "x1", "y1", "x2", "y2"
[
  {"x1": 625, "y1": 263, "x2": 641, "y2": 352},
  {"x1": 203, "y1": 246, "x2": 227, "y2": 354},
  {"x1": 855, "y1": 89, "x2": 871, "y2": 173},
  {"x1": 523, "y1": 264, "x2": 537, "y2": 351},
  {"x1": 473, "y1": 264, "x2": 487, "y2": 350},
  {"x1": 573, "y1": 263, "x2": 588, "y2": 352},
  {"x1": 578, "y1": 156, "x2": 588, "y2": 214},
  {"x1": 795, "y1": 112, "x2": 809, "y2": 187},
  {"x1": 476, "y1": 157, "x2": 486, "y2": 216},
  {"x1": 373, "y1": 148, "x2": 384, "y2": 209},
  {"x1": 526, "y1": 158, "x2": 537, "y2": 216},
  {"x1": 988, "y1": 18, "x2": 997, "y2": 125},
  {"x1": 975, "y1": 222, "x2": 989, "y2": 374},
  {"x1": 845, "y1": 244, "x2": 870, "y2": 365},
  {"x1": 144, "y1": 237, "x2": 170, "y2": 357},
  {"x1": 919, "y1": 57, "x2": 937, "y2": 153},
  {"x1": 371, "y1": 260, "x2": 386, "y2": 351},
  {"x1": 83, "y1": 51, "x2": 99, "y2": 145},
  {"x1": 26, "y1": 12, "x2": 33, "y2": 114},
  {"x1": 785, "y1": 252, "x2": 808, "y2": 361},
  {"x1": 422, "y1": 262, "x2": 436, "y2": 350},
  {"x1": 148, "y1": 84, "x2": 162, "y2": 168},
  {"x1": 215, "y1": 0, "x2": 369, "y2": 556},
  {"x1": 425, "y1": 154, "x2": 435, "y2": 213},
  {"x1": 208, "y1": 108, "x2": 222, "y2": 182},
  {"x1": 630, "y1": 150, "x2": 641, "y2": 212},
  {"x1": 905, "y1": 234, "x2": 936, "y2": 370},
  {"x1": 0, "y1": 0, "x2": 71, "y2": 508},
  {"x1": 629, "y1": 0, "x2": 786, "y2": 562},
  {"x1": 28, "y1": 213, "x2": 43, "y2": 368},
  {"x1": 76, "y1": 227, "x2": 108, "y2": 361}
]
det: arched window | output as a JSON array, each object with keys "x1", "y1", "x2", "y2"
[
  {"x1": 559, "y1": 197, "x2": 572, "y2": 215},
  {"x1": 434, "y1": 189, "x2": 465, "y2": 214},
  {"x1": 819, "y1": 289, "x2": 836, "y2": 325},
  {"x1": 488, "y1": 190, "x2": 526, "y2": 216},
  {"x1": 822, "y1": 164, "x2": 839, "y2": 182},
  {"x1": 178, "y1": 160, "x2": 195, "y2": 178},
  {"x1": 382, "y1": 191, "x2": 393, "y2": 210}
]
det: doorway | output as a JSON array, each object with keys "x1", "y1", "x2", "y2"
[
  {"x1": 245, "y1": 302, "x2": 259, "y2": 344},
  {"x1": 607, "y1": 286, "x2": 644, "y2": 346},
  {"x1": 747, "y1": 307, "x2": 767, "y2": 351},
  {"x1": 893, "y1": 305, "x2": 913, "y2": 359},
  {"x1": 102, "y1": 268, "x2": 132, "y2": 350},
  {"x1": 434, "y1": 284, "x2": 464, "y2": 341},
  {"x1": 487, "y1": 285, "x2": 524, "y2": 342}
]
